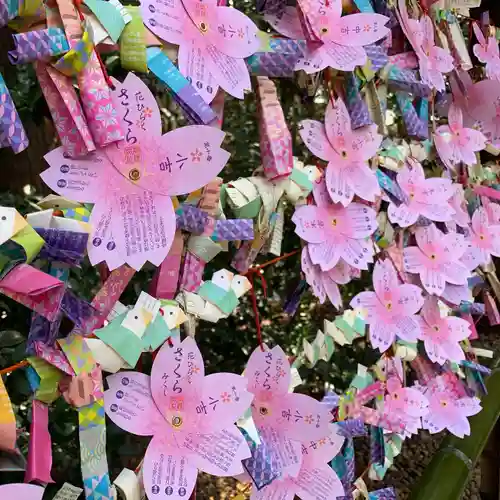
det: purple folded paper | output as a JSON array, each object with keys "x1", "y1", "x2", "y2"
[
  {"x1": 388, "y1": 67, "x2": 431, "y2": 97},
  {"x1": 27, "y1": 313, "x2": 62, "y2": 353},
  {"x1": 61, "y1": 290, "x2": 99, "y2": 328},
  {"x1": 364, "y1": 44, "x2": 389, "y2": 71},
  {"x1": 176, "y1": 205, "x2": 254, "y2": 240},
  {"x1": 369, "y1": 488, "x2": 397, "y2": 500},
  {"x1": 395, "y1": 91, "x2": 428, "y2": 139},
  {"x1": 256, "y1": 0, "x2": 286, "y2": 15},
  {"x1": 337, "y1": 419, "x2": 367, "y2": 438},
  {"x1": 35, "y1": 228, "x2": 88, "y2": 266},
  {"x1": 0, "y1": 73, "x2": 29, "y2": 154},
  {"x1": 345, "y1": 72, "x2": 373, "y2": 129},
  {"x1": 8, "y1": 28, "x2": 69, "y2": 64},
  {"x1": 246, "y1": 39, "x2": 307, "y2": 78}
]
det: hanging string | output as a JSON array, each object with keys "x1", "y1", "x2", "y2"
[{"x1": 0, "y1": 360, "x2": 29, "y2": 376}]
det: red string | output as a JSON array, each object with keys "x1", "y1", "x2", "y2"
[
  {"x1": 73, "y1": 0, "x2": 115, "y2": 89},
  {"x1": 0, "y1": 360, "x2": 29, "y2": 375}
]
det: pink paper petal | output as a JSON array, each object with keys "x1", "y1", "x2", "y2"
[
  {"x1": 325, "y1": 165, "x2": 355, "y2": 206},
  {"x1": 403, "y1": 246, "x2": 426, "y2": 274},
  {"x1": 373, "y1": 259, "x2": 398, "y2": 304},
  {"x1": 205, "y1": 44, "x2": 252, "y2": 99},
  {"x1": 369, "y1": 321, "x2": 395, "y2": 352},
  {"x1": 312, "y1": 177, "x2": 332, "y2": 208},
  {"x1": 340, "y1": 238, "x2": 373, "y2": 270},
  {"x1": 104, "y1": 372, "x2": 164, "y2": 436},
  {"x1": 387, "y1": 202, "x2": 419, "y2": 228},
  {"x1": 197, "y1": 373, "x2": 253, "y2": 433},
  {"x1": 292, "y1": 205, "x2": 329, "y2": 244},
  {"x1": 0, "y1": 484, "x2": 44, "y2": 500},
  {"x1": 275, "y1": 392, "x2": 332, "y2": 441},
  {"x1": 143, "y1": 436, "x2": 198, "y2": 499},
  {"x1": 324, "y1": 99, "x2": 351, "y2": 150},
  {"x1": 265, "y1": 7, "x2": 304, "y2": 39},
  {"x1": 345, "y1": 161, "x2": 381, "y2": 202},
  {"x1": 206, "y1": 6, "x2": 260, "y2": 58},
  {"x1": 292, "y1": 464, "x2": 344, "y2": 500},
  {"x1": 421, "y1": 267, "x2": 446, "y2": 295},
  {"x1": 308, "y1": 241, "x2": 341, "y2": 272},
  {"x1": 184, "y1": 425, "x2": 251, "y2": 476},
  {"x1": 344, "y1": 203, "x2": 378, "y2": 238},
  {"x1": 321, "y1": 42, "x2": 367, "y2": 71},
  {"x1": 41, "y1": 147, "x2": 109, "y2": 203},
  {"x1": 446, "y1": 316, "x2": 471, "y2": 341},
  {"x1": 246, "y1": 345, "x2": 291, "y2": 399},
  {"x1": 178, "y1": 41, "x2": 220, "y2": 104},
  {"x1": 331, "y1": 14, "x2": 390, "y2": 47},
  {"x1": 303, "y1": 425, "x2": 344, "y2": 467},
  {"x1": 323, "y1": 276, "x2": 342, "y2": 308},
  {"x1": 150, "y1": 337, "x2": 205, "y2": 426},
  {"x1": 299, "y1": 120, "x2": 335, "y2": 161},
  {"x1": 448, "y1": 103, "x2": 463, "y2": 133},
  {"x1": 421, "y1": 295, "x2": 441, "y2": 325},
  {"x1": 141, "y1": 0, "x2": 189, "y2": 45},
  {"x1": 393, "y1": 284, "x2": 424, "y2": 315},
  {"x1": 350, "y1": 291, "x2": 380, "y2": 321},
  {"x1": 110, "y1": 190, "x2": 176, "y2": 270},
  {"x1": 393, "y1": 315, "x2": 421, "y2": 342}
]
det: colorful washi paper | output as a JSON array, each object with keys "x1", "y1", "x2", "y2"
[{"x1": 2, "y1": 0, "x2": 500, "y2": 498}]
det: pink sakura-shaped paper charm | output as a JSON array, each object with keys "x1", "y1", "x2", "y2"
[
  {"x1": 388, "y1": 158, "x2": 455, "y2": 228},
  {"x1": 141, "y1": 0, "x2": 260, "y2": 102},
  {"x1": 403, "y1": 223, "x2": 471, "y2": 296},
  {"x1": 299, "y1": 99, "x2": 382, "y2": 206},
  {"x1": 0, "y1": 484, "x2": 44, "y2": 500},
  {"x1": 41, "y1": 73, "x2": 229, "y2": 271},
  {"x1": 473, "y1": 22, "x2": 500, "y2": 82},
  {"x1": 104, "y1": 337, "x2": 253, "y2": 500},
  {"x1": 421, "y1": 383, "x2": 481, "y2": 438},
  {"x1": 382, "y1": 377, "x2": 429, "y2": 435},
  {"x1": 267, "y1": 0, "x2": 390, "y2": 73},
  {"x1": 292, "y1": 198, "x2": 378, "y2": 272},
  {"x1": 301, "y1": 245, "x2": 359, "y2": 308},
  {"x1": 448, "y1": 184, "x2": 470, "y2": 229},
  {"x1": 461, "y1": 205, "x2": 500, "y2": 268},
  {"x1": 251, "y1": 424, "x2": 345, "y2": 500},
  {"x1": 397, "y1": 0, "x2": 454, "y2": 91},
  {"x1": 416, "y1": 296, "x2": 470, "y2": 365},
  {"x1": 434, "y1": 103, "x2": 486, "y2": 169},
  {"x1": 350, "y1": 259, "x2": 424, "y2": 352},
  {"x1": 245, "y1": 345, "x2": 333, "y2": 478}
]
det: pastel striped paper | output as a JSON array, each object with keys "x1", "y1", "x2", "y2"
[
  {"x1": 0, "y1": 73, "x2": 29, "y2": 153},
  {"x1": 8, "y1": 27, "x2": 69, "y2": 64}
]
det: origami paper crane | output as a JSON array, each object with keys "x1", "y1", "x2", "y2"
[
  {"x1": 141, "y1": 0, "x2": 261, "y2": 102},
  {"x1": 299, "y1": 99, "x2": 382, "y2": 206},
  {"x1": 397, "y1": 1, "x2": 454, "y2": 91},
  {"x1": 266, "y1": 0, "x2": 390, "y2": 73},
  {"x1": 0, "y1": 483, "x2": 44, "y2": 499},
  {"x1": 244, "y1": 345, "x2": 332, "y2": 481},
  {"x1": 250, "y1": 424, "x2": 345, "y2": 500},
  {"x1": 403, "y1": 223, "x2": 471, "y2": 296},
  {"x1": 387, "y1": 158, "x2": 455, "y2": 227},
  {"x1": 41, "y1": 72, "x2": 230, "y2": 271},
  {"x1": 350, "y1": 259, "x2": 424, "y2": 352},
  {"x1": 104, "y1": 337, "x2": 253, "y2": 499},
  {"x1": 434, "y1": 103, "x2": 486, "y2": 170},
  {"x1": 382, "y1": 377, "x2": 428, "y2": 436},
  {"x1": 293, "y1": 178, "x2": 378, "y2": 271},
  {"x1": 473, "y1": 22, "x2": 500, "y2": 82},
  {"x1": 177, "y1": 269, "x2": 251, "y2": 323},
  {"x1": 416, "y1": 296, "x2": 470, "y2": 365}
]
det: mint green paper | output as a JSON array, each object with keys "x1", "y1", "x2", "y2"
[
  {"x1": 84, "y1": 0, "x2": 125, "y2": 43},
  {"x1": 198, "y1": 282, "x2": 239, "y2": 315},
  {"x1": 141, "y1": 314, "x2": 171, "y2": 351}
]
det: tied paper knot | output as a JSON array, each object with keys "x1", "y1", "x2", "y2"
[{"x1": 8, "y1": 28, "x2": 69, "y2": 64}]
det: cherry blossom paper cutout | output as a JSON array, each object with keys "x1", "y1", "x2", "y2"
[
  {"x1": 403, "y1": 223, "x2": 470, "y2": 296},
  {"x1": 397, "y1": 0, "x2": 453, "y2": 91},
  {"x1": 302, "y1": 245, "x2": 358, "y2": 308},
  {"x1": 387, "y1": 158, "x2": 455, "y2": 227},
  {"x1": 473, "y1": 22, "x2": 500, "y2": 82},
  {"x1": 448, "y1": 184, "x2": 470, "y2": 228},
  {"x1": 104, "y1": 337, "x2": 253, "y2": 500},
  {"x1": 421, "y1": 386, "x2": 481, "y2": 438},
  {"x1": 299, "y1": 99, "x2": 382, "y2": 206},
  {"x1": 246, "y1": 345, "x2": 332, "y2": 444},
  {"x1": 41, "y1": 73, "x2": 230, "y2": 270},
  {"x1": 434, "y1": 103, "x2": 486, "y2": 169},
  {"x1": 274, "y1": 0, "x2": 390, "y2": 73},
  {"x1": 142, "y1": 0, "x2": 260, "y2": 102},
  {"x1": 460, "y1": 206, "x2": 500, "y2": 268},
  {"x1": 0, "y1": 484, "x2": 44, "y2": 500},
  {"x1": 251, "y1": 425, "x2": 345, "y2": 500},
  {"x1": 382, "y1": 377, "x2": 428, "y2": 435},
  {"x1": 292, "y1": 201, "x2": 377, "y2": 271},
  {"x1": 350, "y1": 259, "x2": 424, "y2": 352},
  {"x1": 416, "y1": 296, "x2": 470, "y2": 365}
]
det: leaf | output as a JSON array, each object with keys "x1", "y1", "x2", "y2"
[{"x1": 0, "y1": 330, "x2": 24, "y2": 348}]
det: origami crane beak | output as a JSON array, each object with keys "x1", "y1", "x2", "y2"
[{"x1": 175, "y1": 308, "x2": 188, "y2": 327}]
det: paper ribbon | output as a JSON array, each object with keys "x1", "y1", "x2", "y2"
[
  {"x1": 247, "y1": 39, "x2": 307, "y2": 78},
  {"x1": 0, "y1": 73, "x2": 29, "y2": 154},
  {"x1": 256, "y1": 76, "x2": 293, "y2": 180},
  {"x1": 119, "y1": 6, "x2": 147, "y2": 72},
  {"x1": 147, "y1": 48, "x2": 217, "y2": 125},
  {"x1": 8, "y1": 27, "x2": 69, "y2": 64},
  {"x1": 24, "y1": 400, "x2": 54, "y2": 484},
  {"x1": 35, "y1": 228, "x2": 89, "y2": 266},
  {"x1": 345, "y1": 72, "x2": 373, "y2": 129},
  {"x1": 84, "y1": 0, "x2": 125, "y2": 43},
  {"x1": 395, "y1": 91, "x2": 428, "y2": 139},
  {"x1": 387, "y1": 66, "x2": 431, "y2": 97},
  {"x1": 113, "y1": 468, "x2": 143, "y2": 500},
  {"x1": 53, "y1": 483, "x2": 84, "y2": 500}
]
